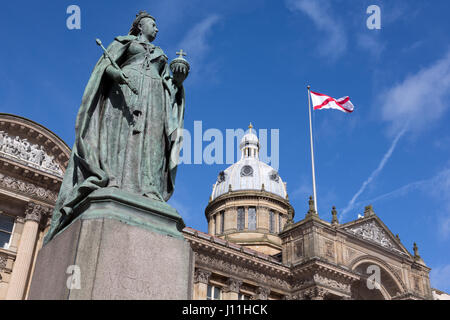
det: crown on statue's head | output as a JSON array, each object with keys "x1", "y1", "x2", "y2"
[{"x1": 129, "y1": 10, "x2": 156, "y2": 35}]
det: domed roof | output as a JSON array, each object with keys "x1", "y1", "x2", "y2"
[{"x1": 211, "y1": 124, "x2": 287, "y2": 201}]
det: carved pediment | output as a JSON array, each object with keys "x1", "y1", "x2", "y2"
[
  {"x1": 344, "y1": 219, "x2": 408, "y2": 256},
  {"x1": 0, "y1": 130, "x2": 64, "y2": 177}
]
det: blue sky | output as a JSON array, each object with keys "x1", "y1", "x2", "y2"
[{"x1": 1, "y1": 1, "x2": 450, "y2": 291}]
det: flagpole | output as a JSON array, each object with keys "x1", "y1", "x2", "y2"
[{"x1": 307, "y1": 85, "x2": 318, "y2": 212}]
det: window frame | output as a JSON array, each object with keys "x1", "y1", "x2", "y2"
[
  {"x1": 237, "y1": 207, "x2": 245, "y2": 231},
  {"x1": 269, "y1": 210, "x2": 275, "y2": 233},
  {"x1": 206, "y1": 284, "x2": 222, "y2": 300},
  {"x1": 248, "y1": 207, "x2": 256, "y2": 231},
  {"x1": 0, "y1": 213, "x2": 15, "y2": 250},
  {"x1": 220, "y1": 211, "x2": 224, "y2": 234}
]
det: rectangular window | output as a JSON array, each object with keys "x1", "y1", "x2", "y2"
[
  {"x1": 0, "y1": 214, "x2": 14, "y2": 249},
  {"x1": 237, "y1": 207, "x2": 245, "y2": 231},
  {"x1": 214, "y1": 214, "x2": 217, "y2": 235},
  {"x1": 269, "y1": 211, "x2": 275, "y2": 233},
  {"x1": 220, "y1": 211, "x2": 224, "y2": 234},
  {"x1": 248, "y1": 207, "x2": 256, "y2": 231},
  {"x1": 207, "y1": 285, "x2": 221, "y2": 300},
  {"x1": 238, "y1": 293, "x2": 250, "y2": 300}
]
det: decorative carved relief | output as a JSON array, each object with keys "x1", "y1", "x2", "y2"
[
  {"x1": 240, "y1": 165, "x2": 253, "y2": 177},
  {"x1": 194, "y1": 269, "x2": 212, "y2": 284},
  {"x1": 0, "y1": 173, "x2": 58, "y2": 202},
  {"x1": 294, "y1": 240, "x2": 304, "y2": 258},
  {"x1": 195, "y1": 251, "x2": 289, "y2": 290},
  {"x1": 226, "y1": 278, "x2": 243, "y2": 293},
  {"x1": 25, "y1": 202, "x2": 51, "y2": 223},
  {"x1": 303, "y1": 287, "x2": 328, "y2": 300},
  {"x1": 0, "y1": 131, "x2": 63, "y2": 177},
  {"x1": 217, "y1": 171, "x2": 226, "y2": 183},
  {"x1": 292, "y1": 278, "x2": 314, "y2": 290},
  {"x1": 313, "y1": 274, "x2": 351, "y2": 293},
  {"x1": 254, "y1": 287, "x2": 270, "y2": 300},
  {"x1": 345, "y1": 220, "x2": 404, "y2": 253},
  {"x1": 324, "y1": 240, "x2": 334, "y2": 258},
  {"x1": 0, "y1": 254, "x2": 7, "y2": 271},
  {"x1": 413, "y1": 276, "x2": 421, "y2": 293},
  {"x1": 269, "y1": 170, "x2": 279, "y2": 182}
]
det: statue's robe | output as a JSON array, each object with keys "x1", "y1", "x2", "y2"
[{"x1": 44, "y1": 35, "x2": 185, "y2": 243}]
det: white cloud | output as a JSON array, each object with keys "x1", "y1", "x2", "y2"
[
  {"x1": 177, "y1": 15, "x2": 221, "y2": 80},
  {"x1": 351, "y1": 167, "x2": 449, "y2": 207},
  {"x1": 340, "y1": 125, "x2": 407, "y2": 220},
  {"x1": 291, "y1": 177, "x2": 311, "y2": 200},
  {"x1": 345, "y1": 167, "x2": 450, "y2": 240},
  {"x1": 357, "y1": 33, "x2": 386, "y2": 59},
  {"x1": 381, "y1": 49, "x2": 450, "y2": 135},
  {"x1": 430, "y1": 264, "x2": 450, "y2": 293},
  {"x1": 286, "y1": 0, "x2": 347, "y2": 60}
]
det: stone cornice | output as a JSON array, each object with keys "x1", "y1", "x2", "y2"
[
  {"x1": 280, "y1": 214, "x2": 332, "y2": 236},
  {"x1": 184, "y1": 228, "x2": 291, "y2": 292},
  {"x1": 291, "y1": 256, "x2": 360, "y2": 283},
  {"x1": 184, "y1": 227, "x2": 287, "y2": 268}
]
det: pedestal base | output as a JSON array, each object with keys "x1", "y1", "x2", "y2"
[{"x1": 28, "y1": 189, "x2": 194, "y2": 300}]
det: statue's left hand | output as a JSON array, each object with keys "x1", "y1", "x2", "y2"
[{"x1": 172, "y1": 64, "x2": 189, "y2": 86}]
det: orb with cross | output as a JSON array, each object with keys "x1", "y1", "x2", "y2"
[{"x1": 170, "y1": 49, "x2": 190, "y2": 85}]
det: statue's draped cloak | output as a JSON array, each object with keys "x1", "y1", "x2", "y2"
[{"x1": 44, "y1": 35, "x2": 185, "y2": 243}]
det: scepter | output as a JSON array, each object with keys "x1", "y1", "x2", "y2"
[{"x1": 95, "y1": 38, "x2": 139, "y2": 95}]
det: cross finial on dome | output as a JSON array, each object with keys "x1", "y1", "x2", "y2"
[{"x1": 248, "y1": 122, "x2": 253, "y2": 133}]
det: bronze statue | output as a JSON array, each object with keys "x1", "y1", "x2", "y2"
[{"x1": 45, "y1": 11, "x2": 189, "y2": 243}]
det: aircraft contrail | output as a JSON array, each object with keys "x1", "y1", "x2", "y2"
[{"x1": 340, "y1": 125, "x2": 408, "y2": 220}]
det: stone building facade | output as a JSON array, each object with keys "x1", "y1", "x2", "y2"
[
  {"x1": 0, "y1": 113, "x2": 70, "y2": 300},
  {"x1": 185, "y1": 127, "x2": 434, "y2": 300},
  {"x1": 0, "y1": 116, "x2": 443, "y2": 300}
]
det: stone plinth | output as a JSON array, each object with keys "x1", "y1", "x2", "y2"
[{"x1": 27, "y1": 188, "x2": 194, "y2": 300}]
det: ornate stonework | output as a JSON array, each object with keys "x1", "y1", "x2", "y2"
[
  {"x1": 0, "y1": 131, "x2": 63, "y2": 177},
  {"x1": 313, "y1": 274, "x2": 351, "y2": 294},
  {"x1": 294, "y1": 239, "x2": 304, "y2": 258},
  {"x1": 254, "y1": 287, "x2": 270, "y2": 300},
  {"x1": 24, "y1": 202, "x2": 51, "y2": 223},
  {"x1": 194, "y1": 251, "x2": 290, "y2": 291},
  {"x1": 226, "y1": 278, "x2": 243, "y2": 293},
  {"x1": 345, "y1": 220, "x2": 405, "y2": 255},
  {"x1": 194, "y1": 269, "x2": 212, "y2": 284},
  {"x1": 0, "y1": 254, "x2": 7, "y2": 271},
  {"x1": 324, "y1": 240, "x2": 334, "y2": 258},
  {"x1": 0, "y1": 173, "x2": 58, "y2": 203}
]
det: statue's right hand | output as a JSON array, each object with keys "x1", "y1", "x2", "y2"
[{"x1": 106, "y1": 65, "x2": 128, "y2": 85}]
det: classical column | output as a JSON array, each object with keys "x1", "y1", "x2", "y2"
[
  {"x1": 305, "y1": 287, "x2": 327, "y2": 300},
  {"x1": 253, "y1": 286, "x2": 270, "y2": 300},
  {"x1": 6, "y1": 202, "x2": 48, "y2": 300},
  {"x1": 223, "y1": 278, "x2": 243, "y2": 300},
  {"x1": 193, "y1": 269, "x2": 212, "y2": 300}
]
